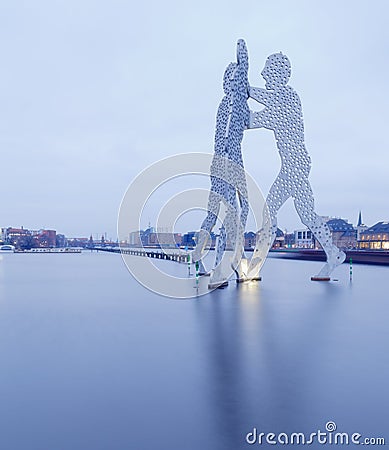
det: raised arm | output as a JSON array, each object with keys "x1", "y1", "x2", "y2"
[
  {"x1": 248, "y1": 108, "x2": 272, "y2": 130},
  {"x1": 248, "y1": 85, "x2": 273, "y2": 129},
  {"x1": 249, "y1": 86, "x2": 271, "y2": 105}
]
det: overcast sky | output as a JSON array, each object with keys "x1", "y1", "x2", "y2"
[{"x1": 0, "y1": 0, "x2": 388, "y2": 238}]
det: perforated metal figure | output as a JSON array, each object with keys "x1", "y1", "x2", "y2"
[
  {"x1": 192, "y1": 39, "x2": 250, "y2": 285},
  {"x1": 248, "y1": 53, "x2": 345, "y2": 279}
]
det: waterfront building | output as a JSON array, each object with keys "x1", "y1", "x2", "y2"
[
  {"x1": 326, "y1": 218, "x2": 357, "y2": 250},
  {"x1": 284, "y1": 232, "x2": 295, "y2": 248},
  {"x1": 356, "y1": 211, "x2": 368, "y2": 241},
  {"x1": 67, "y1": 237, "x2": 89, "y2": 248},
  {"x1": 147, "y1": 232, "x2": 182, "y2": 248},
  {"x1": 294, "y1": 228, "x2": 314, "y2": 248},
  {"x1": 87, "y1": 235, "x2": 94, "y2": 249},
  {"x1": 273, "y1": 228, "x2": 285, "y2": 248},
  {"x1": 33, "y1": 229, "x2": 57, "y2": 248},
  {"x1": 5, "y1": 227, "x2": 33, "y2": 249},
  {"x1": 0, "y1": 227, "x2": 6, "y2": 244},
  {"x1": 130, "y1": 227, "x2": 182, "y2": 248},
  {"x1": 182, "y1": 231, "x2": 197, "y2": 248},
  {"x1": 56, "y1": 234, "x2": 67, "y2": 248},
  {"x1": 141, "y1": 227, "x2": 154, "y2": 247},
  {"x1": 4, "y1": 227, "x2": 57, "y2": 249},
  {"x1": 244, "y1": 231, "x2": 256, "y2": 249},
  {"x1": 129, "y1": 231, "x2": 142, "y2": 247},
  {"x1": 358, "y1": 222, "x2": 389, "y2": 250}
]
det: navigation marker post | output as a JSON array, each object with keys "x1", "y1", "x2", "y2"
[
  {"x1": 195, "y1": 260, "x2": 200, "y2": 287},
  {"x1": 349, "y1": 257, "x2": 353, "y2": 282},
  {"x1": 187, "y1": 252, "x2": 191, "y2": 277}
]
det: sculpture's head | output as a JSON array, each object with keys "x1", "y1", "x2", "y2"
[
  {"x1": 261, "y1": 53, "x2": 291, "y2": 90},
  {"x1": 223, "y1": 62, "x2": 237, "y2": 94}
]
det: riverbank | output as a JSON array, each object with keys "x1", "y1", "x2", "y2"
[
  {"x1": 269, "y1": 248, "x2": 389, "y2": 265},
  {"x1": 92, "y1": 246, "x2": 389, "y2": 266}
]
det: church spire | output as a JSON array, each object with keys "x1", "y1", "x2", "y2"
[{"x1": 357, "y1": 211, "x2": 363, "y2": 227}]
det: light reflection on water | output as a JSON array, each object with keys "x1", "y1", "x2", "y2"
[{"x1": 0, "y1": 252, "x2": 387, "y2": 450}]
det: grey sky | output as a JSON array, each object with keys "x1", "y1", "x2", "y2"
[{"x1": 0, "y1": 0, "x2": 388, "y2": 238}]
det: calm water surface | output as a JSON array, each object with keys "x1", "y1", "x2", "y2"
[{"x1": 0, "y1": 252, "x2": 387, "y2": 449}]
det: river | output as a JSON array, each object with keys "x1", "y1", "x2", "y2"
[{"x1": 0, "y1": 251, "x2": 387, "y2": 449}]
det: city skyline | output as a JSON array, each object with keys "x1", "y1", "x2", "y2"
[
  {"x1": 0, "y1": 210, "x2": 378, "y2": 242},
  {"x1": 1, "y1": 1, "x2": 388, "y2": 238},
  {"x1": 0, "y1": 215, "x2": 381, "y2": 250}
]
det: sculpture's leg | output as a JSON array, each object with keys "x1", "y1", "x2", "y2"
[
  {"x1": 238, "y1": 189, "x2": 249, "y2": 247},
  {"x1": 294, "y1": 179, "x2": 346, "y2": 279},
  {"x1": 233, "y1": 190, "x2": 249, "y2": 280},
  {"x1": 209, "y1": 183, "x2": 238, "y2": 288},
  {"x1": 192, "y1": 188, "x2": 222, "y2": 273},
  {"x1": 215, "y1": 224, "x2": 227, "y2": 267},
  {"x1": 209, "y1": 225, "x2": 228, "y2": 288},
  {"x1": 192, "y1": 214, "x2": 215, "y2": 275},
  {"x1": 247, "y1": 175, "x2": 290, "y2": 277}
]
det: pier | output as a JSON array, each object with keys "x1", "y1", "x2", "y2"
[{"x1": 93, "y1": 247, "x2": 188, "y2": 263}]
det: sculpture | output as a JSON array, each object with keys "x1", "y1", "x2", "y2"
[
  {"x1": 248, "y1": 52, "x2": 346, "y2": 280},
  {"x1": 194, "y1": 41, "x2": 345, "y2": 284},
  {"x1": 192, "y1": 39, "x2": 251, "y2": 287}
]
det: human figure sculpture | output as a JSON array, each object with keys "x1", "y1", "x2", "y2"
[
  {"x1": 248, "y1": 52, "x2": 345, "y2": 279},
  {"x1": 192, "y1": 39, "x2": 250, "y2": 287}
]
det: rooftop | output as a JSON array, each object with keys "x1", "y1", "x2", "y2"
[
  {"x1": 362, "y1": 221, "x2": 389, "y2": 234},
  {"x1": 326, "y1": 218, "x2": 354, "y2": 232}
]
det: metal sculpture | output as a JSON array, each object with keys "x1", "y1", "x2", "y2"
[
  {"x1": 194, "y1": 41, "x2": 345, "y2": 284},
  {"x1": 192, "y1": 39, "x2": 250, "y2": 287},
  {"x1": 247, "y1": 52, "x2": 346, "y2": 280}
]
